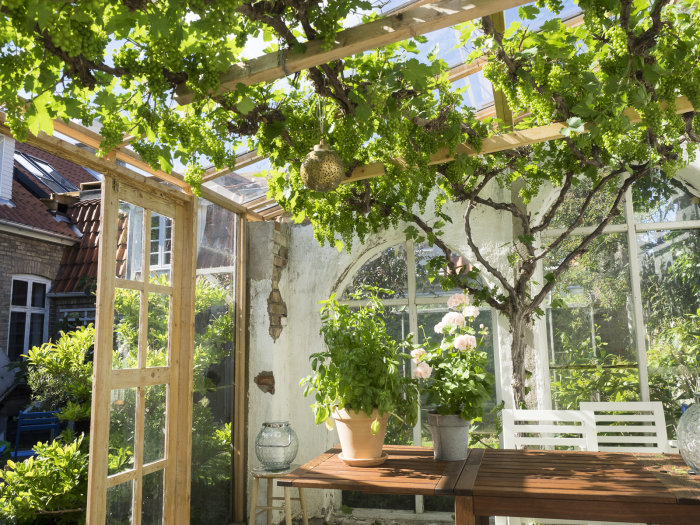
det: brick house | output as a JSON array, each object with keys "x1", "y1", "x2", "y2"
[{"x1": 0, "y1": 135, "x2": 100, "y2": 440}]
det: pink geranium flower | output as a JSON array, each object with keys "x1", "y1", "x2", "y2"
[
  {"x1": 413, "y1": 361, "x2": 432, "y2": 379},
  {"x1": 447, "y1": 293, "x2": 467, "y2": 309},
  {"x1": 441, "y1": 311, "x2": 466, "y2": 328},
  {"x1": 434, "y1": 321, "x2": 445, "y2": 334},
  {"x1": 411, "y1": 348, "x2": 427, "y2": 362},
  {"x1": 463, "y1": 305, "x2": 480, "y2": 318},
  {"x1": 454, "y1": 334, "x2": 477, "y2": 352}
]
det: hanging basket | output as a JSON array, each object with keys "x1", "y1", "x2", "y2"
[{"x1": 300, "y1": 139, "x2": 344, "y2": 192}]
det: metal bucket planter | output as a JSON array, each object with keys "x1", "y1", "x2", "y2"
[{"x1": 428, "y1": 412, "x2": 470, "y2": 461}]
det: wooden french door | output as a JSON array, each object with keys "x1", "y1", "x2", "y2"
[{"x1": 87, "y1": 176, "x2": 197, "y2": 524}]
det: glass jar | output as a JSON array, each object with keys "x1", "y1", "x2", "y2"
[
  {"x1": 255, "y1": 421, "x2": 299, "y2": 471},
  {"x1": 678, "y1": 392, "x2": 700, "y2": 474}
]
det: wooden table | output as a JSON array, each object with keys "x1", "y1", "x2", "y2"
[{"x1": 278, "y1": 445, "x2": 700, "y2": 525}]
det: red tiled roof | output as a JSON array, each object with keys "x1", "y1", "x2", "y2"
[
  {"x1": 0, "y1": 177, "x2": 78, "y2": 238},
  {"x1": 53, "y1": 196, "x2": 130, "y2": 293},
  {"x1": 53, "y1": 199, "x2": 100, "y2": 294}
]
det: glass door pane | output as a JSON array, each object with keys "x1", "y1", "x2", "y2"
[{"x1": 545, "y1": 233, "x2": 640, "y2": 408}]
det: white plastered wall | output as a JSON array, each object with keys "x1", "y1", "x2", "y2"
[
  {"x1": 245, "y1": 178, "x2": 544, "y2": 522},
  {"x1": 0, "y1": 135, "x2": 15, "y2": 205}
]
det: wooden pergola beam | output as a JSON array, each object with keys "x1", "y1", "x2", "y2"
[
  {"x1": 0, "y1": 121, "x2": 190, "y2": 204},
  {"x1": 175, "y1": 0, "x2": 531, "y2": 104},
  {"x1": 445, "y1": 13, "x2": 584, "y2": 84},
  {"x1": 201, "y1": 150, "x2": 265, "y2": 183},
  {"x1": 1, "y1": 114, "x2": 266, "y2": 219},
  {"x1": 342, "y1": 95, "x2": 695, "y2": 184},
  {"x1": 52, "y1": 120, "x2": 190, "y2": 192}
]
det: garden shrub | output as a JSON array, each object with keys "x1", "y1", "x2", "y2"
[{"x1": 0, "y1": 435, "x2": 88, "y2": 524}]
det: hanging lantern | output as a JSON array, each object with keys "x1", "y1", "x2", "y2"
[{"x1": 300, "y1": 139, "x2": 345, "y2": 192}]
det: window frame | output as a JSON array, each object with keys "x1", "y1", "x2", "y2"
[
  {"x1": 7, "y1": 275, "x2": 51, "y2": 360},
  {"x1": 14, "y1": 152, "x2": 78, "y2": 193},
  {"x1": 539, "y1": 181, "x2": 700, "y2": 404},
  {"x1": 150, "y1": 213, "x2": 173, "y2": 277}
]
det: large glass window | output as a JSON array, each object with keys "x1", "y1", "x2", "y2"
[
  {"x1": 7, "y1": 276, "x2": 50, "y2": 360},
  {"x1": 545, "y1": 234, "x2": 640, "y2": 408},
  {"x1": 190, "y1": 202, "x2": 238, "y2": 524},
  {"x1": 541, "y1": 177, "x2": 700, "y2": 437},
  {"x1": 338, "y1": 240, "x2": 498, "y2": 515}
]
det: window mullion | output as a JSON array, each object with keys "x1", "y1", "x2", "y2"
[
  {"x1": 624, "y1": 186, "x2": 650, "y2": 401},
  {"x1": 405, "y1": 240, "x2": 425, "y2": 515}
]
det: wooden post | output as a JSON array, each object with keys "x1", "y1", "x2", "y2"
[
  {"x1": 169, "y1": 196, "x2": 197, "y2": 524},
  {"x1": 233, "y1": 215, "x2": 249, "y2": 523},
  {"x1": 86, "y1": 175, "x2": 119, "y2": 523}
]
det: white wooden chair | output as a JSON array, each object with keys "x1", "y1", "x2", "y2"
[
  {"x1": 498, "y1": 409, "x2": 637, "y2": 525},
  {"x1": 580, "y1": 401, "x2": 672, "y2": 453},
  {"x1": 502, "y1": 408, "x2": 598, "y2": 451}
]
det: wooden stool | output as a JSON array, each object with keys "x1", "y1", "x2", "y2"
[{"x1": 249, "y1": 466, "x2": 308, "y2": 525}]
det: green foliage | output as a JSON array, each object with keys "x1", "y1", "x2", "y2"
[
  {"x1": 0, "y1": 435, "x2": 89, "y2": 524},
  {"x1": 0, "y1": 0, "x2": 376, "y2": 174},
  {"x1": 301, "y1": 289, "x2": 419, "y2": 431},
  {"x1": 24, "y1": 325, "x2": 94, "y2": 421},
  {"x1": 648, "y1": 310, "x2": 700, "y2": 436},
  {"x1": 550, "y1": 328, "x2": 640, "y2": 410},
  {"x1": 413, "y1": 294, "x2": 493, "y2": 421}
]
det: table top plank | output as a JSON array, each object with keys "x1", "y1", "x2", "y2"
[
  {"x1": 278, "y1": 444, "x2": 461, "y2": 496},
  {"x1": 471, "y1": 448, "x2": 692, "y2": 505},
  {"x1": 452, "y1": 448, "x2": 484, "y2": 496},
  {"x1": 277, "y1": 444, "x2": 700, "y2": 524}
]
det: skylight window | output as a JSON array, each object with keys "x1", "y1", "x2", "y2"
[{"x1": 14, "y1": 152, "x2": 78, "y2": 193}]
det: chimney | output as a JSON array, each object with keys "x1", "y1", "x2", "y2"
[{"x1": 0, "y1": 135, "x2": 16, "y2": 205}]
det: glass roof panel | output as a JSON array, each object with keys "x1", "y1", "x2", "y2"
[{"x1": 505, "y1": 0, "x2": 581, "y2": 27}]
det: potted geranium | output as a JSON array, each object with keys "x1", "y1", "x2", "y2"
[
  {"x1": 300, "y1": 288, "x2": 418, "y2": 466},
  {"x1": 412, "y1": 292, "x2": 493, "y2": 460}
]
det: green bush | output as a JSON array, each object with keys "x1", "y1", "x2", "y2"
[
  {"x1": 648, "y1": 310, "x2": 700, "y2": 437},
  {"x1": 0, "y1": 435, "x2": 88, "y2": 524},
  {"x1": 24, "y1": 325, "x2": 94, "y2": 421}
]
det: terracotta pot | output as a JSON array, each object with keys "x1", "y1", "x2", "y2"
[
  {"x1": 428, "y1": 412, "x2": 470, "y2": 461},
  {"x1": 333, "y1": 408, "x2": 388, "y2": 465}
]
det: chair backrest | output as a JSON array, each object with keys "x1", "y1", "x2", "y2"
[
  {"x1": 14, "y1": 410, "x2": 61, "y2": 459},
  {"x1": 502, "y1": 409, "x2": 598, "y2": 451},
  {"x1": 580, "y1": 401, "x2": 670, "y2": 453}
]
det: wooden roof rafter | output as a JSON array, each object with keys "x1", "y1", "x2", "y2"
[
  {"x1": 175, "y1": 0, "x2": 532, "y2": 104},
  {"x1": 0, "y1": 113, "x2": 266, "y2": 220},
  {"x1": 341, "y1": 95, "x2": 696, "y2": 184}
]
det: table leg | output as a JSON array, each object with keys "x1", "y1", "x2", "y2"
[{"x1": 455, "y1": 496, "x2": 480, "y2": 525}]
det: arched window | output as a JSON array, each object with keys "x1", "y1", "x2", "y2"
[
  {"x1": 337, "y1": 240, "x2": 499, "y2": 515},
  {"x1": 7, "y1": 275, "x2": 50, "y2": 360}
]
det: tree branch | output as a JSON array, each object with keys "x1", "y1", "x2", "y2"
[{"x1": 465, "y1": 199, "x2": 517, "y2": 306}]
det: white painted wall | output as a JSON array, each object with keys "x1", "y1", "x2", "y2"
[
  {"x1": 245, "y1": 180, "x2": 551, "y2": 522},
  {"x1": 0, "y1": 135, "x2": 15, "y2": 204}
]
